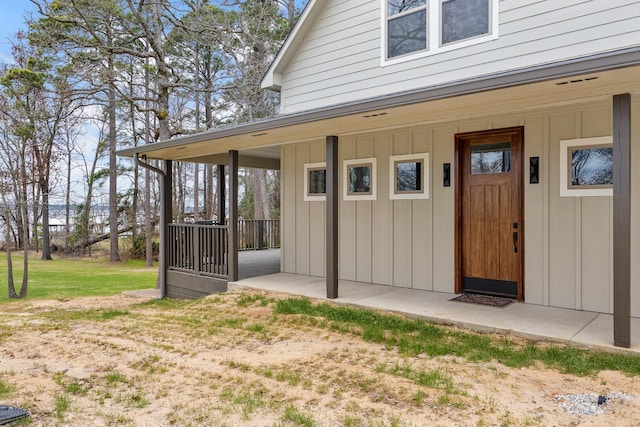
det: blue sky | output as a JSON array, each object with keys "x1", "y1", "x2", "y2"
[
  {"x1": 0, "y1": 1, "x2": 308, "y2": 64},
  {"x1": 0, "y1": 0, "x2": 37, "y2": 64}
]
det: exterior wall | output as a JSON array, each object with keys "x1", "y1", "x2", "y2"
[
  {"x1": 281, "y1": 98, "x2": 640, "y2": 316},
  {"x1": 279, "y1": 0, "x2": 640, "y2": 113}
]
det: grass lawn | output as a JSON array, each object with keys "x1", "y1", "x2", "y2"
[
  {"x1": 0, "y1": 253, "x2": 157, "y2": 303},
  {"x1": 1, "y1": 291, "x2": 638, "y2": 425}
]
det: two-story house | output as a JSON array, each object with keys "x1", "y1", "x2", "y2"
[{"x1": 120, "y1": 0, "x2": 640, "y2": 348}]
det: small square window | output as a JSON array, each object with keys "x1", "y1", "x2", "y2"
[
  {"x1": 560, "y1": 137, "x2": 613, "y2": 197},
  {"x1": 397, "y1": 161, "x2": 422, "y2": 192},
  {"x1": 568, "y1": 145, "x2": 613, "y2": 189},
  {"x1": 390, "y1": 153, "x2": 430, "y2": 199},
  {"x1": 304, "y1": 162, "x2": 326, "y2": 201},
  {"x1": 344, "y1": 158, "x2": 377, "y2": 201}
]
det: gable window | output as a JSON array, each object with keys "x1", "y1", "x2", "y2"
[
  {"x1": 387, "y1": 1, "x2": 428, "y2": 58},
  {"x1": 383, "y1": 0, "x2": 497, "y2": 63},
  {"x1": 442, "y1": 0, "x2": 489, "y2": 44}
]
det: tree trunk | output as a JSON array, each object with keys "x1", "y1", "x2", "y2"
[
  {"x1": 193, "y1": 164, "x2": 199, "y2": 221},
  {"x1": 287, "y1": 0, "x2": 295, "y2": 28},
  {"x1": 19, "y1": 193, "x2": 29, "y2": 298},
  {"x1": 193, "y1": 43, "x2": 200, "y2": 221},
  {"x1": 108, "y1": 66, "x2": 120, "y2": 262},
  {"x1": 41, "y1": 177, "x2": 52, "y2": 260},
  {"x1": 205, "y1": 165, "x2": 214, "y2": 220},
  {"x1": 81, "y1": 127, "x2": 102, "y2": 258},
  {"x1": 151, "y1": 0, "x2": 171, "y2": 142},
  {"x1": 66, "y1": 225, "x2": 134, "y2": 253},
  {"x1": 65, "y1": 138, "x2": 72, "y2": 247},
  {"x1": 3, "y1": 202, "x2": 18, "y2": 298},
  {"x1": 32, "y1": 190, "x2": 39, "y2": 253},
  {"x1": 130, "y1": 79, "x2": 139, "y2": 241},
  {"x1": 144, "y1": 41, "x2": 153, "y2": 267},
  {"x1": 15, "y1": 208, "x2": 24, "y2": 251},
  {"x1": 252, "y1": 169, "x2": 270, "y2": 220},
  {"x1": 19, "y1": 146, "x2": 29, "y2": 252}
]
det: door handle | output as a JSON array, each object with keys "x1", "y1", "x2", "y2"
[{"x1": 513, "y1": 231, "x2": 518, "y2": 253}]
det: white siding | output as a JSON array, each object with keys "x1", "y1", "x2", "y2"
[
  {"x1": 279, "y1": 0, "x2": 640, "y2": 113},
  {"x1": 280, "y1": 99, "x2": 640, "y2": 316}
]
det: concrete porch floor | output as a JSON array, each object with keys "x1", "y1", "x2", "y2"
[{"x1": 229, "y1": 271, "x2": 640, "y2": 354}]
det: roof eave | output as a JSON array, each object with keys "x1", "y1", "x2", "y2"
[
  {"x1": 260, "y1": 0, "x2": 323, "y2": 91},
  {"x1": 119, "y1": 46, "x2": 640, "y2": 160}
]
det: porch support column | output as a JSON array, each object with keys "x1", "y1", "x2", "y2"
[
  {"x1": 161, "y1": 160, "x2": 172, "y2": 298},
  {"x1": 613, "y1": 93, "x2": 631, "y2": 348},
  {"x1": 216, "y1": 165, "x2": 226, "y2": 225},
  {"x1": 326, "y1": 136, "x2": 339, "y2": 299},
  {"x1": 228, "y1": 151, "x2": 239, "y2": 282}
]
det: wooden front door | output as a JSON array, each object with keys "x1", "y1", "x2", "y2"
[{"x1": 455, "y1": 127, "x2": 524, "y2": 300}]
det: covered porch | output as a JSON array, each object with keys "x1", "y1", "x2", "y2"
[
  {"x1": 230, "y1": 272, "x2": 640, "y2": 354},
  {"x1": 118, "y1": 51, "x2": 640, "y2": 348}
]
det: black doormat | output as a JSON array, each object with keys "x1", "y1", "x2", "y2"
[
  {"x1": 0, "y1": 405, "x2": 29, "y2": 425},
  {"x1": 450, "y1": 293, "x2": 515, "y2": 308}
]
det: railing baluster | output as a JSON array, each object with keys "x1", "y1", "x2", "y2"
[{"x1": 167, "y1": 220, "x2": 280, "y2": 279}]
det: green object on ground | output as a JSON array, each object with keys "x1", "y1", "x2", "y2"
[{"x1": 0, "y1": 254, "x2": 157, "y2": 302}]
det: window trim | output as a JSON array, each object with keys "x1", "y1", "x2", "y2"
[
  {"x1": 559, "y1": 136, "x2": 613, "y2": 197},
  {"x1": 304, "y1": 162, "x2": 327, "y2": 201},
  {"x1": 343, "y1": 158, "x2": 377, "y2": 201},
  {"x1": 389, "y1": 153, "x2": 430, "y2": 200},
  {"x1": 381, "y1": 0, "x2": 499, "y2": 66}
]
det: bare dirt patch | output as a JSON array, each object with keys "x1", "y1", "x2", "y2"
[{"x1": 0, "y1": 290, "x2": 638, "y2": 426}]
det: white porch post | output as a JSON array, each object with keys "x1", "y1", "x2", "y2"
[{"x1": 613, "y1": 93, "x2": 631, "y2": 348}]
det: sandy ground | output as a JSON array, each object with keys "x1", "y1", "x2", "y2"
[{"x1": 0, "y1": 290, "x2": 638, "y2": 426}]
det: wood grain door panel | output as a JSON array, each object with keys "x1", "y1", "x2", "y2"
[{"x1": 455, "y1": 127, "x2": 524, "y2": 300}]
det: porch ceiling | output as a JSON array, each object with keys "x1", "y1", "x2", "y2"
[{"x1": 117, "y1": 57, "x2": 640, "y2": 165}]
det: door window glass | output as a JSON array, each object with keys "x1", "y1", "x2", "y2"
[{"x1": 471, "y1": 142, "x2": 510, "y2": 174}]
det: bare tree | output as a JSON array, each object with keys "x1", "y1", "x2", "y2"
[
  {"x1": 0, "y1": 69, "x2": 31, "y2": 298},
  {"x1": 0, "y1": 32, "x2": 81, "y2": 261}
]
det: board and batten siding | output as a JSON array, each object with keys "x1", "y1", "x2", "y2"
[
  {"x1": 279, "y1": 0, "x2": 640, "y2": 113},
  {"x1": 280, "y1": 99, "x2": 640, "y2": 316},
  {"x1": 281, "y1": 128, "x2": 452, "y2": 292}
]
